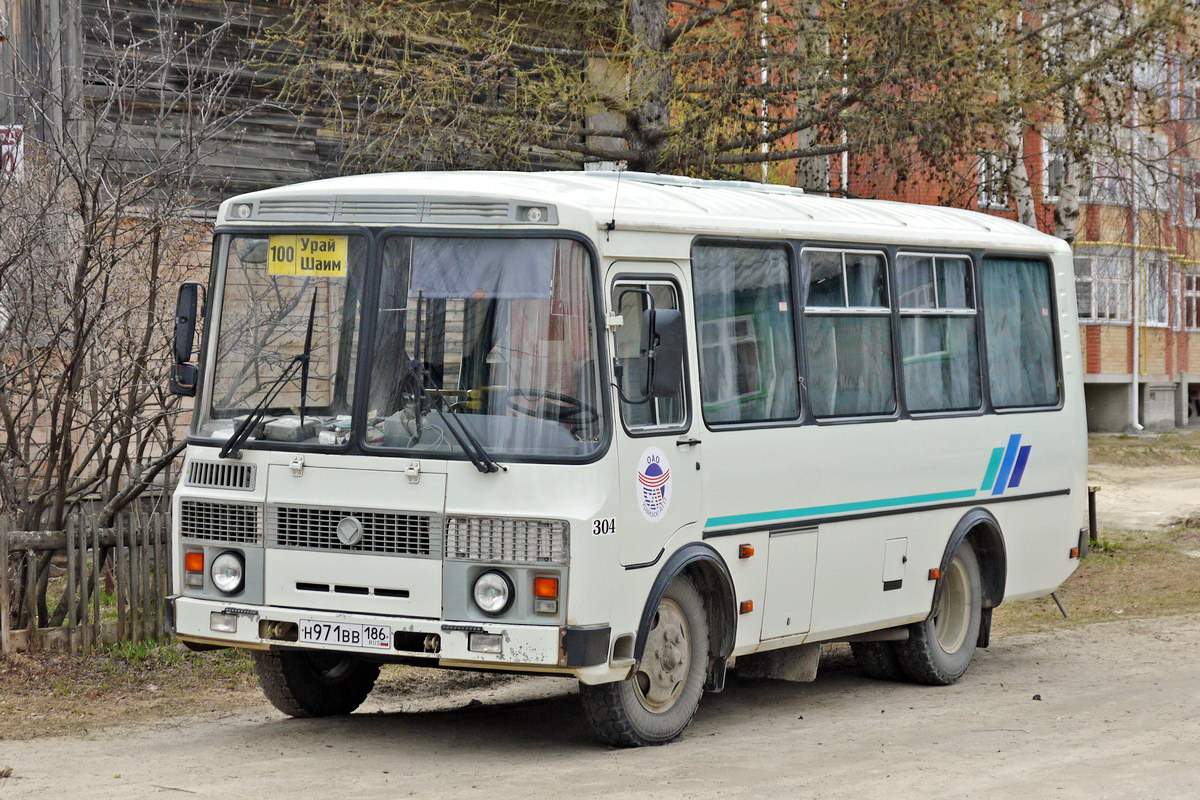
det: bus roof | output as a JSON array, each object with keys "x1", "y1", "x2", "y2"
[{"x1": 218, "y1": 170, "x2": 1067, "y2": 254}]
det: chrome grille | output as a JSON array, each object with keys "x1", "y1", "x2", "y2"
[
  {"x1": 179, "y1": 500, "x2": 261, "y2": 544},
  {"x1": 268, "y1": 505, "x2": 440, "y2": 557},
  {"x1": 445, "y1": 516, "x2": 568, "y2": 565},
  {"x1": 185, "y1": 460, "x2": 255, "y2": 491}
]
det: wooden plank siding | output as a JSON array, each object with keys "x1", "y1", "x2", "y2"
[{"x1": 2, "y1": 0, "x2": 336, "y2": 204}]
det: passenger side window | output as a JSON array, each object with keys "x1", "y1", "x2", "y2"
[
  {"x1": 612, "y1": 281, "x2": 687, "y2": 430},
  {"x1": 692, "y1": 243, "x2": 799, "y2": 424},
  {"x1": 802, "y1": 249, "x2": 896, "y2": 418},
  {"x1": 896, "y1": 254, "x2": 982, "y2": 412},
  {"x1": 981, "y1": 257, "x2": 1060, "y2": 408}
]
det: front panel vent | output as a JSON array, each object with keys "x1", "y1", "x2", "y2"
[
  {"x1": 424, "y1": 199, "x2": 510, "y2": 220},
  {"x1": 179, "y1": 500, "x2": 261, "y2": 544},
  {"x1": 267, "y1": 505, "x2": 441, "y2": 558},
  {"x1": 445, "y1": 516, "x2": 568, "y2": 565},
  {"x1": 255, "y1": 198, "x2": 334, "y2": 221},
  {"x1": 185, "y1": 460, "x2": 255, "y2": 491},
  {"x1": 336, "y1": 197, "x2": 422, "y2": 222}
]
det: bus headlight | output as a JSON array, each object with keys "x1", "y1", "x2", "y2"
[
  {"x1": 472, "y1": 570, "x2": 514, "y2": 616},
  {"x1": 210, "y1": 551, "x2": 245, "y2": 595}
]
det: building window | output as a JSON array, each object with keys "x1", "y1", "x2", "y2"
[
  {"x1": 802, "y1": 248, "x2": 895, "y2": 418},
  {"x1": 1087, "y1": 154, "x2": 1127, "y2": 206},
  {"x1": 1182, "y1": 165, "x2": 1200, "y2": 228},
  {"x1": 1074, "y1": 249, "x2": 1131, "y2": 323},
  {"x1": 1185, "y1": 270, "x2": 1200, "y2": 331},
  {"x1": 978, "y1": 152, "x2": 1010, "y2": 210},
  {"x1": 1142, "y1": 255, "x2": 1171, "y2": 327}
]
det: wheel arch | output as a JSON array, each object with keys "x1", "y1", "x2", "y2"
[
  {"x1": 936, "y1": 507, "x2": 1007, "y2": 615},
  {"x1": 634, "y1": 542, "x2": 736, "y2": 687}
]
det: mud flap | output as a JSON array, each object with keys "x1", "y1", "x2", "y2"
[
  {"x1": 735, "y1": 643, "x2": 822, "y2": 682},
  {"x1": 705, "y1": 656, "x2": 728, "y2": 693},
  {"x1": 977, "y1": 607, "x2": 993, "y2": 649}
]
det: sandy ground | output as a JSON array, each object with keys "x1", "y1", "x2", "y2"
[
  {"x1": 1089, "y1": 463, "x2": 1200, "y2": 531},
  {"x1": 2, "y1": 613, "x2": 1199, "y2": 800}
]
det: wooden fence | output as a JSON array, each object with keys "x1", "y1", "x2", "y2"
[{"x1": 0, "y1": 510, "x2": 171, "y2": 653}]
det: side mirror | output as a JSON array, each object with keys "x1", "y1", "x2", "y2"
[
  {"x1": 170, "y1": 282, "x2": 204, "y2": 397},
  {"x1": 643, "y1": 308, "x2": 684, "y2": 397}
]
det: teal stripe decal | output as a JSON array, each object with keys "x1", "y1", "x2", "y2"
[
  {"x1": 706, "y1": 488, "x2": 980, "y2": 529},
  {"x1": 980, "y1": 447, "x2": 1004, "y2": 491}
]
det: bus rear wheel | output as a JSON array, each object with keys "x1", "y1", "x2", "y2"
[
  {"x1": 251, "y1": 650, "x2": 380, "y2": 717},
  {"x1": 895, "y1": 542, "x2": 983, "y2": 686},
  {"x1": 579, "y1": 576, "x2": 709, "y2": 747}
]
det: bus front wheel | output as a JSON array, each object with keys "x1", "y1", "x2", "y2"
[
  {"x1": 579, "y1": 576, "x2": 709, "y2": 747},
  {"x1": 251, "y1": 650, "x2": 380, "y2": 717},
  {"x1": 895, "y1": 541, "x2": 983, "y2": 685}
]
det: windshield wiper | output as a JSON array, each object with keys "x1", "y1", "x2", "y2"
[
  {"x1": 220, "y1": 290, "x2": 318, "y2": 459},
  {"x1": 401, "y1": 355, "x2": 504, "y2": 474}
]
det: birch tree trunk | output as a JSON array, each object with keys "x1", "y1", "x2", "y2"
[{"x1": 1004, "y1": 118, "x2": 1038, "y2": 228}]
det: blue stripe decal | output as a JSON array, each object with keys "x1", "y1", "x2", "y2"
[
  {"x1": 705, "y1": 488, "x2": 979, "y2": 529},
  {"x1": 991, "y1": 434, "x2": 1022, "y2": 496},
  {"x1": 1008, "y1": 445, "x2": 1032, "y2": 488},
  {"x1": 980, "y1": 447, "x2": 1004, "y2": 491}
]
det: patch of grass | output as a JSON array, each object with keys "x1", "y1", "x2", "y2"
[
  {"x1": 1088, "y1": 428, "x2": 1200, "y2": 467},
  {"x1": 995, "y1": 527, "x2": 1200, "y2": 636},
  {"x1": 0, "y1": 642, "x2": 258, "y2": 741}
]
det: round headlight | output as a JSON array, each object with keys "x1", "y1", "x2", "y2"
[
  {"x1": 210, "y1": 551, "x2": 245, "y2": 595},
  {"x1": 472, "y1": 570, "x2": 513, "y2": 616}
]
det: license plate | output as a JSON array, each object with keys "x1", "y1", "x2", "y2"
[{"x1": 298, "y1": 619, "x2": 392, "y2": 650}]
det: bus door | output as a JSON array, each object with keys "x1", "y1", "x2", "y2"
[{"x1": 608, "y1": 268, "x2": 702, "y2": 567}]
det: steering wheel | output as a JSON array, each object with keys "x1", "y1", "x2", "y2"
[{"x1": 505, "y1": 389, "x2": 600, "y2": 427}]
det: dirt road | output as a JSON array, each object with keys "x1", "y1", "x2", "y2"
[{"x1": 3, "y1": 613, "x2": 1198, "y2": 800}]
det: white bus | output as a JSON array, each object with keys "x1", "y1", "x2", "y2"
[{"x1": 167, "y1": 171, "x2": 1087, "y2": 746}]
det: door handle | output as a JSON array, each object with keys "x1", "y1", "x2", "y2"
[{"x1": 676, "y1": 437, "x2": 702, "y2": 447}]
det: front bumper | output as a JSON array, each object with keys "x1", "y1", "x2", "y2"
[{"x1": 170, "y1": 596, "x2": 613, "y2": 676}]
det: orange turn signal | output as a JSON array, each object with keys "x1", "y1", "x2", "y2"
[
  {"x1": 184, "y1": 551, "x2": 204, "y2": 572},
  {"x1": 533, "y1": 577, "x2": 559, "y2": 599},
  {"x1": 1069, "y1": 546, "x2": 1080, "y2": 559},
  {"x1": 928, "y1": 568, "x2": 942, "y2": 580},
  {"x1": 738, "y1": 544, "x2": 755, "y2": 559},
  {"x1": 739, "y1": 600, "x2": 754, "y2": 614}
]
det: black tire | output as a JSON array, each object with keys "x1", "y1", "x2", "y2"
[
  {"x1": 251, "y1": 649, "x2": 380, "y2": 717},
  {"x1": 895, "y1": 542, "x2": 983, "y2": 686},
  {"x1": 579, "y1": 576, "x2": 709, "y2": 747},
  {"x1": 850, "y1": 641, "x2": 905, "y2": 681}
]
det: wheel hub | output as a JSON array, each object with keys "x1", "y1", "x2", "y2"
[{"x1": 634, "y1": 598, "x2": 691, "y2": 713}]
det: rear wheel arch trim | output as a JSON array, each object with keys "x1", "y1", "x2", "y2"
[{"x1": 935, "y1": 507, "x2": 1007, "y2": 616}]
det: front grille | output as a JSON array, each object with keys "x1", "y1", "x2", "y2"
[
  {"x1": 267, "y1": 505, "x2": 439, "y2": 557},
  {"x1": 179, "y1": 500, "x2": 261, "y2": 544},
  {"x1": 445, "y1": 516, "x2": 568, "y2": 565},
  {"x1": 185, "y1": 460, "x2": 255, "y2": 491}
]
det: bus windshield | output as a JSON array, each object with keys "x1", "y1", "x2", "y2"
[
  {"x1": 365, "y1": 236, "x2": 604, "y2": 460},
  {"x1": 195, "y1": 232, "x2": 605, "y2": 461}
]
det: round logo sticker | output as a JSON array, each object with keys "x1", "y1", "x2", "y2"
[{"x1": 637, "y1": 446, "x2": 672, "y2": 522}]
